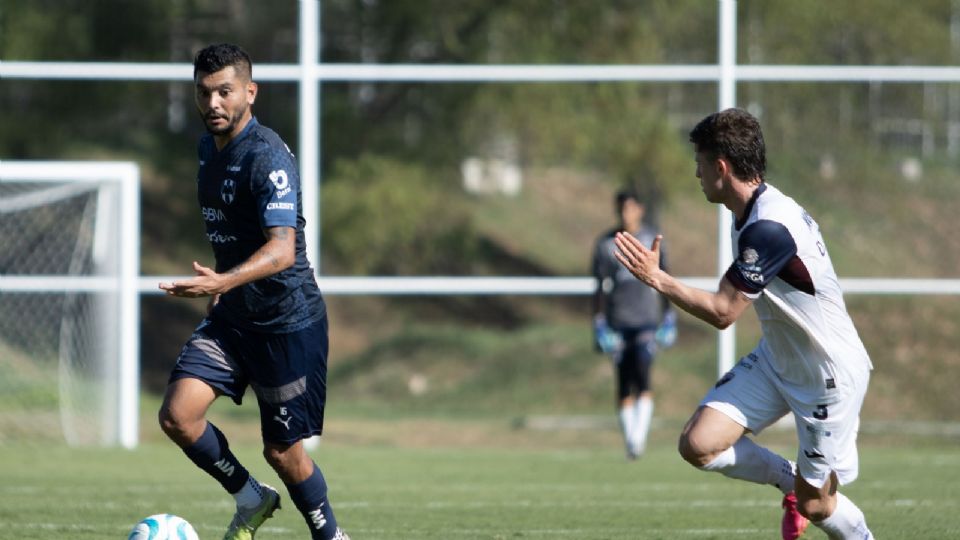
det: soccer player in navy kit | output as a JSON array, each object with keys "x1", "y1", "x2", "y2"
[
  {"x1": 592, "y1": 188, "x2": 676, "y2": 459},
  {"x1": 614, "y1": 109, "x2": 873, "y2": 539},
  {"x1": 158, "y1": 43, "x2": 349, "y2": 540}
]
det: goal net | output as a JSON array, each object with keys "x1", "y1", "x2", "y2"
[{"x1": 0, "y1": 161, "x2": 140, "y2": 448}]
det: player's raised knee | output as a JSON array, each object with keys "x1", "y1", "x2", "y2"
[
  {"x1": 262, "y1": 443, "x2": 297, "y2": 471},
  {"x1": 677, "y1": 431, "x2": 715, "y2": 467},
  {"x1": 158, "y1": 399, "x2": 208, "y2": 444},
  {"x1": 158, "y1": 405, "x2": 190, "y2": 440}
]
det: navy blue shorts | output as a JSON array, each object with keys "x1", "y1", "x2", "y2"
[
  {"x1": 615, "y1": 328, "x2": 656, "y2": 400},
  {"x1": 170, "y1": 315, "x2": 328, "y2": 445}
]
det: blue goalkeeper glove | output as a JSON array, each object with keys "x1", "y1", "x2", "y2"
[
  {"x1": 593, "y1": 314, "x2": 622, "y2": 355},
  {"x1": 655, "y1": 311, "x2": 678, "y2": 348}
]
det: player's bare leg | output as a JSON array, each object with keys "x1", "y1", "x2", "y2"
[
  {"x1": 796, "y1": 471, "x2": 873, "y2": 539},
  {"x1": 159, "y1": 377, "x2": 217, "y2": 446},
  {"x1": 680, "y1": 406, "x2": 804, "y2": 538},
  {"x1": 678, "y1": 405, "x2": 744, "y2": 466},
  {"x1": 159, "y1": 379, "x2": 278, "y2": 540}
]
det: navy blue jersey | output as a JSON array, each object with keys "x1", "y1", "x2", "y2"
[{"x1": 196, "y1": 117, "x2": 325, "y2": 333}]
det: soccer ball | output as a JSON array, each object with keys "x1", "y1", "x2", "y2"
[{"x1": 127, "y1": 514, "x2": 199, "y2": 540}]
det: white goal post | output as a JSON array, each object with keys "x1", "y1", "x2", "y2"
[{"x1": 0, "y1": 160, "x2": 140, "y2": 449}]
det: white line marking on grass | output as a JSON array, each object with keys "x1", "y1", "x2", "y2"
[
  {"x1": 331, "y1": 501, "x2": 371, "y2": 508},
  {"x1": 14, "y1": 523, "x2": 100, "y2": 531},
  {"x1": 338, "y1": 527, "x2": 772, "y2": 537},
  {"x1": 418, "y1": 498, "x2": 777, "y2": 509}
]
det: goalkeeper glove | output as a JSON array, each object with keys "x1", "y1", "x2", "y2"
[
  {"x1": 655, "y1": 311, "x2": 678, "y2": 348},
  {"x1": 593, "y1": 314, "x2": 622, "y2": 354}
]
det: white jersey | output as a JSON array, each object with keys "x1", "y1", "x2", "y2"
[{"x1": 725, "y1": 183, "x2": 872, "y2": 403}]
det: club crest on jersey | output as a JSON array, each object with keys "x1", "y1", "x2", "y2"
[
  {"x1": 221, "y1": 179, "x2": 236, "y2": 205},
  {"x1": 738, "y1": 247, "x2": 764, "y2": 283}
]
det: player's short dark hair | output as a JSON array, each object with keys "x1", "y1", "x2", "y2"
[
  {"x1": 615, "y1": 188, "x2": 641, "y2": 211},
  {"x1": 193, "y1": 43, "x2": 252, "y2": 80},
  {"x1": 689, "y1": 108, "x2": 766, "y2": 181}
]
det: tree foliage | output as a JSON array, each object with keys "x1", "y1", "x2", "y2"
[
  {"x1": 3, "y1": 0, "x2": 960, "y2": 276},
  {"x1": 321, "y1": 155, "x2": 478, "y2": 275}
]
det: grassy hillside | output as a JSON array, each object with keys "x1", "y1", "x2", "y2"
[
  {"x1": 318, "y1": 167, "x2": 960, "y2": 426},
  {"x1": 135, "y1": 163, "x2": 960, "y2": 427}
]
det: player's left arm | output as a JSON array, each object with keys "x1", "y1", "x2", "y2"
[
  {"x1": 614, "y1": 232, "x2": 752, "y2": 329},
  {"x1": 161, "y1": 144, "x2": 300, "y2": 298},
  {"x1": 218, "y1": 225, "x2": 295, "y2": 287},
  {"x1": 159, "y1": 226, "x2": 295, "y2": 298}
]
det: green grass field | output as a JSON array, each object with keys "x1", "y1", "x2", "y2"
[{"x1": 1, "y1": 418, "x2": 958, "y2": 540}]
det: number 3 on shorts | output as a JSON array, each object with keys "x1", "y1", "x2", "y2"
[{"x1": 813, "y1": 404, "x2": 828, "y2": 420}]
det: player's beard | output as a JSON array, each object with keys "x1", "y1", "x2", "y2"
[{"x1": 203, "y1": 104, "x2": 248, "y2": 136}]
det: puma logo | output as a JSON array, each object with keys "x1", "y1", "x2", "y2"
[{"x1": 273, "y1": 415, "x2": 292, "y2": 430}]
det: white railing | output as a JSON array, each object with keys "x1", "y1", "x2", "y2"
[{"x1": 3, "y1": 0, "x2": 959, "y2": 381}]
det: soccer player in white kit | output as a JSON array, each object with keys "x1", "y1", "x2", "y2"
[{"x1": 614, "y1": 108, "x2": 874, "y2": 540}]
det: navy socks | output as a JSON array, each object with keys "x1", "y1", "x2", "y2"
[
  {"x1": 182, "y1": 422, "x2": 250, "y2": 494},
  {"x1": 286, "y1": 463, "x2": 340, "y2": 540}
]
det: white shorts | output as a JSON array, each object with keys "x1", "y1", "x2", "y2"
[{"x1": 701, "y1": 347, "x2": 870, "y2": 489}]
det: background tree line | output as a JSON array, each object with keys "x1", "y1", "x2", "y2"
[{"x1": 3, "y1": 0, "x2": 959, "y2": 420}]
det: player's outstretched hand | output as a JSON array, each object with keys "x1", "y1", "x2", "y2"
[
  {"x1": 614, "y1": 232, "x2": 662, "y2": 287},
  {"x1": 158, "y1": 261, "x2": 224, "y2": 298}
]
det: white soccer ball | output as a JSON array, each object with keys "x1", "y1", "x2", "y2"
[{"x1": 127, "y1": 514, "x2": 199, "y2": 540}]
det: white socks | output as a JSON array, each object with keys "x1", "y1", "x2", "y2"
[
  {"x1": 700, "y1": 436, "x2": 796, "y2": 494},
  {"x1": 233, "y1": 475, "x2": 265, "y2": 508},
  {"x1": 700, "y1": 438, "x2": 874, "y2": 539},
  {"x1": 618, "y1": 404, "x2": 637, "y2": 455},
  {"x1": 633, "y1": 396, "x2": 653, "y2": 455},
  {"x1": 619, "y1": 396, "x2": 654, "y2": 457},
  {"x1": 814, "y1": 492, "x2": 874, "y2": 539}
]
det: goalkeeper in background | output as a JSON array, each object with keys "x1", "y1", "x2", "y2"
[{"x1": 591, "y1": 188, "x2": 677, "y2": 460}]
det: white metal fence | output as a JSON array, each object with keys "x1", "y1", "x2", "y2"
[{"x1": 3, "y1": 0, "x2": 959, "y2": 378}]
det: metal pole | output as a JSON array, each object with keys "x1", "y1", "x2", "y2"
[
  {"x1": 299, "y1": 0, "x2": 320, "y2": 271},
  {"x1": 119, "y1": 163, "x2": 140, "y2": 449},
  {"x1": 300, "y1": 0, "x2": 323, "y2": 453},
  {"x1": 717, "y1": 0, "x2": 737, "y2": 377}
]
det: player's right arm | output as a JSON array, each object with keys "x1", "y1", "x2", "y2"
[
  {"x1": 613, "y1": 232, "x2": 752, "y2": 329},
  {"x1": 652, "y1": 273, "x2": 751, "y2": 330}
]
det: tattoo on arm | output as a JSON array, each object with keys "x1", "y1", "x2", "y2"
[
  {"x1": 223, "y1": 227, "x2": 295, "y2": 284},
  {"x1": 264, "y1": 251, "x2": 281, "y2": 268}
]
